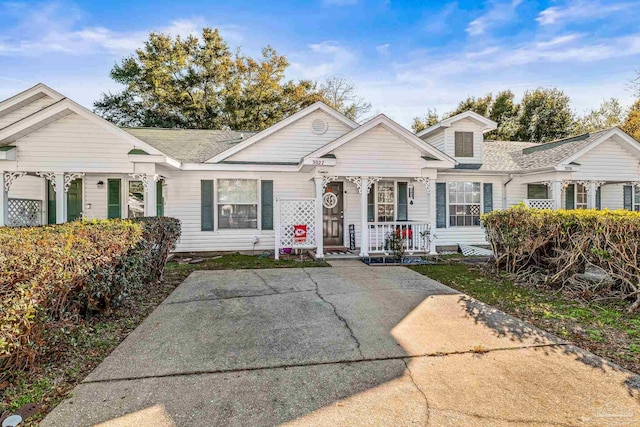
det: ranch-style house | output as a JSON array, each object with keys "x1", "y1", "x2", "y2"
[{"x1": 2, "y1": 83, "x2": 640, "y2": 258}]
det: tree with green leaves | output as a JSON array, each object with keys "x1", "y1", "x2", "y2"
[
  {"x1": 320, "y1": 76, "x2": 372, "y2": 122},
  {"x1": 94, "y1": 28, "x2": 324, "y2": 130},
  {"x1": 411, "y1": 108, "x2": 440, "y2": 133},
  {"x1": 514, "y1": 88, "x2": 575, "y2": 143},
  {"x1": 622, "y1": 99, "x2": 640, "y2": 141},
  {"x1": 444, "y1": 94, "x2": 493, "y2": 118},
  {"x1": 575, "y1": 98, "x2": 627, "y2": 134}
]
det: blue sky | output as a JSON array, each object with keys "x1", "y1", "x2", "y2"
[{"x1": 0, "y1": 0, "x2": 639, "y2": 127}]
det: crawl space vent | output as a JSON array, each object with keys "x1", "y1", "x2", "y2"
[{"x1": 311, "y1": 118, "x2": 328, "y2": 135}]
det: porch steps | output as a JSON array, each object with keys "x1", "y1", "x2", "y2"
[{"x1": 323, "y1": 247, "x2": 360, "y2": 260}]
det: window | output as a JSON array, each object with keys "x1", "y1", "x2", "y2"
[
  {"x1": 448, "y1": 182, "x2": 481, "y2": 226},
  {"x1": 633, "y1": 187, "x2": 640, "y2": 212},
  {"x1": 527, "y1": 184, "x2": 549, "y2": 199},
  {"x1": 377, "y1": 180, "x2": 395, "y2": 222},
  {"x1": 575, "y1": 183, "x2": 588, "y2": 209},
  {"x1": 454, "y1": 132, "x2": 474, "y2": 157},
  {"x1": 128, "y1": 180, "x2": 145, "y2": 218},
  {"x1": 217, "y1": 179, "x2": 258, "y2": 229}
]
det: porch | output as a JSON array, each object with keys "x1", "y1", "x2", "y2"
[
  {"x1": 0, "y1": 171, "x2": 166, "y2": 227},
  {"x1": 275, "y1": 175, "x2": 436, "y2": 260},
  {"x1": 522, "y1": 179, "x2": 635, "y2": 210}
]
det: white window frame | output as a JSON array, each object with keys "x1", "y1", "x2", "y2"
[
  {"x1": 214, "y1": 178, "x2": 261, "y2": 231},
  {"x1": 574, "y1": 183, "x2": 588, "y2": 210},
  {"x1": 633, "y1": 186, "x2": 640, "y2": 212},
  {"x1": 446, "y1": 181, "x2": 483, "y2": 228},
  {"x1": 367, "y1": 180, "x2": 408, "y2": 223}
]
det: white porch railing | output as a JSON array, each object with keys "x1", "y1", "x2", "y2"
[
  {"x1": 368, "y1": 222, "x2": 430, "y2": 254},
  {"x1": 524, "y1": 199, "x2": 555, "y2": 209}
]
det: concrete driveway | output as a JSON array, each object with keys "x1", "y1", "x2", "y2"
[{"x1": 43, "y1": 261, "x2": 640, "y2": 426}]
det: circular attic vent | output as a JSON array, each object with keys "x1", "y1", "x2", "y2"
[{"x1": 311, "y1": 118, "x2": 328, "y2": 135}]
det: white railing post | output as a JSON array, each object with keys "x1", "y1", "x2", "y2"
[
  {"x1": 314, "y1": 177, "x2": 324, "y2": 259},
  {"x1": 360, "y1": 177, "x2": 369, "y2": 257},
  {"x1": 274, "y1": 197, "x2": 281, "y2": 260}
]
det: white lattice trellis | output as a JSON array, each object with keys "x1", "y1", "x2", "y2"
[
  {"x1": 8, "y1": 199, "x2": 42, "y2": 227},
  {"x1": 525, "y1": 199, "x2": 555, "y2": 209},
  {"x1": 275, "y1": 198, "x2": 317, "y2": 258}
]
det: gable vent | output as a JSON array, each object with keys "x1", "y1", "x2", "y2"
[{"x1": 311, "y1": 118, "x2": 328, "y2": 135}]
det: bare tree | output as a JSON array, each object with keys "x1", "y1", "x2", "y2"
[{"x1": 320, "y1": 76, "x2": 372, "y2": 122}]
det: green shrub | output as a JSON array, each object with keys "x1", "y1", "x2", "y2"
[
  {"x1": 482, "y1": 206, "x2": 640, "y2": 312},
  {"x1": 0, "y1": 217, "x2": 180, "y2": 377}
]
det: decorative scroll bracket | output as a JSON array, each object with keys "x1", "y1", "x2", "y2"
[
  {"x1": 3, "y1": 171, "x2": 27, "y2": 193},
  {"x1": 367, "y1": 177, "x2": 382, "y2": 194},
  {"x1": 63, "y1": 172, "x2": 85, "y2": 193},
  {"x1": 345, "y1": 176, "x2": 362, "y2": 193},
  {"x1": 36, "y1": 172, "x2": 58, "y2": 192},
  {"x1": 414, "y1": 177, "x2": 431, "y2": 194},
  {"x1": 321, "y1": 176, "x2": 340, "y2": 192}
]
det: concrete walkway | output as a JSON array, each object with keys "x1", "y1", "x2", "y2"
[{"x1": 43, "y1": 261, "x2": 640, "y2": 426}]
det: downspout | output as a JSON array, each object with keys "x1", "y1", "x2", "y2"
[{"x1": 502, "y1": 174, "x2": 514, "y2": 209}]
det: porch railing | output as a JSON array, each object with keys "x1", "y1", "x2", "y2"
[
  {"x1": 368, "y1": 222, "x2": 430, "y2": 254},
  {"x1": 524, "y1": 199, "x2": 555, "y2": 209}
]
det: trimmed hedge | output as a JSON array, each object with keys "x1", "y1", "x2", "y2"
[
  {"x1": 0, "y1": 217, "x2": 180, "y2": 376},
  {"x1": 483, "y1": 206, "x2": 640, "y2": 312}
]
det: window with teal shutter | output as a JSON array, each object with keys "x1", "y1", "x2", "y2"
[
  {"x1": 565, "y1": 184, "x2": 575, "y2": 210},
  {"x1": 261, "y1": 180, "x2": 273, "y2": 230},
  {"x1": 436, "y1": 183, "x2": 446, "y2": 228},
  {"x1": 483, "y1": 183, "x2": 493, "y2": 213},
  {"x1": 624, "y1": 185, "x2": 633, "y2": 210},
  {"x1": 107, "y1": 179, "x2": 121, "y2": 219},
  {"x1": 156, "y1": 180, "x2": 164, "y2": 217},
  {"x1": 201, "y1": 180, "x2": 214, "y2": 231},
  {"x1": 397, "y1": 182, "x2": 408, "y2": 221}
]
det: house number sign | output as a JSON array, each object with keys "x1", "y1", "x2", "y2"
[{"x1": 322, "y1": 192, "x2": 338, "y2": 209}]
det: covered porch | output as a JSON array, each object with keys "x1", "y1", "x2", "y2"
[
  {"x1": 0, "y1": 170, "x2": 166, "y2": 227},
  {"x1": 522, "y1": 178, "x2": 636, "y2": 211}
]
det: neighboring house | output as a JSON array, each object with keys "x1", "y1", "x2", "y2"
[{"x1": 2, "y1": 83, "x2": 640, "y2": 258}]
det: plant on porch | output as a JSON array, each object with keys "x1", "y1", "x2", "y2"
[{"x1": 482, "y1": 206, "x2": 640, "y2": 312}]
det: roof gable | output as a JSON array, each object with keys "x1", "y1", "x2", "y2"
[
  {"x1": 306, "y1": 114, "x2": 456, "y2": 165},
  {"x1": 416, "y1": 111, "x2": 497, "y2": 138},
  {"x1": 206, "y1": 102, "x2": 358, "y2": 163}
]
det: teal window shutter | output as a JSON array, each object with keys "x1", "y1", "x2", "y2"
[
  {"x1": 397, "y1": 182, "x2": 408, "y2": 221},
  {"x1": 483, "y1": 183, "x2": 493, "y2": 213},
  {"x1": 47, "y1": 181, "x2": 56, "y2": 224},
  {"x1": 436, "y1": 183, "x2": 446, "y2": 228},
  {"x1": 261, "y1": 180, "x2": 273, "y2": 230},
  {"x1": 201, "y1": 180, "x2": 214, "y2": 231},
  {"x1": 596, "y1": 187, "x2": 601, "y2": 210},
  {"x1": 624, "y1": 185, "x2": 633, "y2": 210},
  {"x1": 367, "y1": 186, "x2": 375, "y2": 222},
  {"x1": 565, "y1": 184, "x2": 575, "y2": 210},
  {"x1": 156, "y1": 180, "x2": 164, "y2": 217},
  {"x1": 107, "y1": 179, "x2": 121, "y2": 219}
]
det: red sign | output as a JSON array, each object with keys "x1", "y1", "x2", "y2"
[{"x1": 294, "y1": 225, "x2": 307, "y2": 243}]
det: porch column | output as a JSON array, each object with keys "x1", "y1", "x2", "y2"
[
  {"x1": 551, "y1": 181, "x2": 562, "y2": 210},
  {"x1": 146, "y1": 175, "x2": 158, "y2": 217},
  {"x1": 586, "y1": 181, "x2": 597, "y2": 209},
  {"x1": 55, "y1": 173, "x2": 66, "y2": 224},
  {"x1": 428, "y1": 181, "x2": 437, "y2": 255},
  {"x1": 359, "y1": 177, "x2": 369, "y2": 257},
  {"x1": 314, "y1": 177, "x2": 324, "y2": 259},
  {"x1": 0, "y1": 173, "x2": 7, "y2": 227}
]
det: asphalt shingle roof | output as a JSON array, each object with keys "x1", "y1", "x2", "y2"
[
  {"x1": 480, "y1": 129, "x2": 615, "y2": 171},
  {"x1": 123, "y1": 128, "x2": 256, "y2": 163}
]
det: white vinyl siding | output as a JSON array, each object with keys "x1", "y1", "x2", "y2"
[
  {"x1": 422, "y1": 129, "x2": 445, "y2": 151},
  {"x1": 572, "y1": 137, "x2": 640, "y2": 181},
  {"x1": 226, "y1": 111, "x2": 352, "y2": 163},
  {"x1": 7, "y1": 174, "x2": 44, "y2": 201},
  {"x1": 333, "y1": 125, "x2": 426, "y2": 177},
  {"x1": 0, "y1": 96, "x2": 58, "y2": 129},
  {"x1": 15, "y1": 114, "x2": 135, "y2": 173}
]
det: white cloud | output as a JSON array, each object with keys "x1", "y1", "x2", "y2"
[
  {"x1": 289, "y1": 41, "x2": 357, "y2": 79},
  {"x1": 537, "y1": 1, "x2": 635, "y2": 25},
  {"x1": 424, "y1": 2, "x2": 459, "y2": 34},
  {"x1": 0, "y1": 2, "x2": 243, "y2": 57},
  {"x1": 376, "y1": 43, "x2": 391, "y2": 56},
  {"x1": 466, "y1": 0, "x2": 523, "y2": 36}
]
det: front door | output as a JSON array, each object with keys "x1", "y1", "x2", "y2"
[
  {"x1": 323, "y1": 182, "x2": 344, "y2": 246},
  {"x1": 67, "y1": 179, "x2": 83, "y2": 222}
]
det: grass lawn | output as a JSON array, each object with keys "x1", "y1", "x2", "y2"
[
  {"x1": 0, "y1": 253, "x2": 325, "y2": 425},
  {"x1": 410, "y1": 262, "x2": 640, "y2": 374}
]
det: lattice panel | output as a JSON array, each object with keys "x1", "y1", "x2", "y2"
[
  {"x1": 525, "y1": 199, "x2": 555, "y2": 210},
  {"x1": 279, "y1": 199, "x2": 317, "y2": 248},
  {"x1": 8, "y1": 199, "x2": 42, "y2": 227}
]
